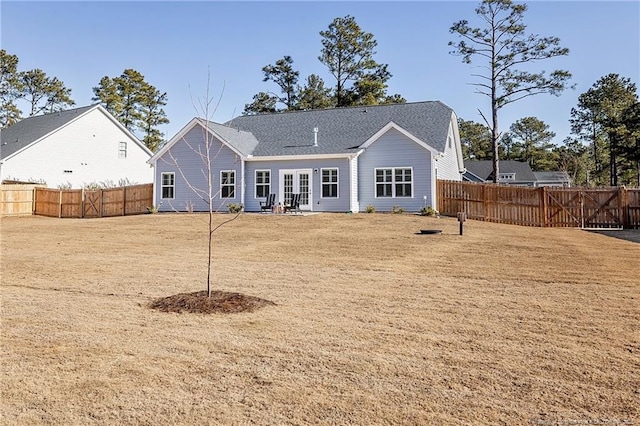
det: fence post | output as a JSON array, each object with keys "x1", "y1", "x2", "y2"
[
  {"x1": 620, "y1": 186, "x2": 629, "y2": 229},
  {"x1": 122, "y1": 187, "x2": 126, "y2": 216}
]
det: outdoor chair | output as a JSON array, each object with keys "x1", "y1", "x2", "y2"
[
  {"x1": 260, "y1": 193, "x2": 276, "y2": 213},
  {"x1": 284, "y1": 193, "x2": 301, "y2": 214}
]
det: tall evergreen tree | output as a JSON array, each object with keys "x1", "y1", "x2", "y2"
[
  {"x1": 449, "y1": 0, "x2": 572, "y2": 182},
  {"x1": 139, "y1": 87, "x2": 169, "y2": 152},
  {"x1": 570, "y1": 74, "x2": 638, "y2": 186},
  {"x1": 0, "y1": 50, "x2": 22, "y2": 127},
  {"x1": 458, "y1": 118, "x2": 493, "y2": 160},
  {"x1": 619, "y1": 102, "x2": 640, "y2": 185},
  {"x1": 261, "y1": 55, "x2": 300, "y2": 111},
  {"x1": 297, "y1": 74, "x2": 332, "y2": 110},
  {"x1": 20, "y1": 69, "x2": 74, "y2": 116},
  {"x1": 507, "y1": 117, "x2": 556, "y2": 170},
  {"x1": 243, "y1": 92, "x2": 278, "y2": 115},
  {"x1": 92, "y1": 69, "x2": 169, "y2": 152},
  {"x1": 319, "y1": 15, "x2": 389, "y2": 107}
]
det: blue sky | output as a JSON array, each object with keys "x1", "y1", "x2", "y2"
[{"x1": 2, "y1": 1, "x2": 639, "y2": 146}]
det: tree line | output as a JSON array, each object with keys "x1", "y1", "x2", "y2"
[
  {"x1": 243, "y1": 15, "x2": 405, "y2": 115},
  {"x1": 1, "y1": 1, "x2": 638, "y2": 184},
  {"x1": 450, "y1": 0, "x2": 639, "y2": 187},
  {"x1": 1, "y1": 50, "x2": 168, "y2": 152},
  {"x1": 458, "y1": 74, "x2": 639, "y2": 187}
]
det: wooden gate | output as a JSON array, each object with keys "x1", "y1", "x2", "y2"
[
  {"x1": 581, "y1": 189, "x2": 624, "y2": 228},
  {"x1": 83, "y1": 190, "x2": 102, "y2": 218},
  {"x1": 438, "y1": 181, "x2": 640, "y2": 228},
  {"x1": 546, "y1": 188, "x2": 624, "y2": 228}
]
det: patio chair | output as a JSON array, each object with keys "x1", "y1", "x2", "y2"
[
  {"x1": 284, "y1": 193, "x2": 301, "y2": 214},
  {"x1": 260, "y1": 193, "x2": 276, "y2": 213}
]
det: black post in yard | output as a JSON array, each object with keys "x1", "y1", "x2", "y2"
[{"x1": 457, "y1": 212, "x2": 466, "y2": 236}]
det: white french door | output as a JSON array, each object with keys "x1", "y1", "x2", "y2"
[{"x1": 279, "y1": 169, "x2": 312, "y2": 210}]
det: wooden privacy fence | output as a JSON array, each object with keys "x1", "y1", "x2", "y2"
[
  {"x1": 1, "y1": 184, "x2": 47, "y2": 216},
  {"x1": 437, "y1": 180, "x2": 640, "y2": 229},
  {"x1": 34, "y1": 183, "x2": 153, "y2": 218}
]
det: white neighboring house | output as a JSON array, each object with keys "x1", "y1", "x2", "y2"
[{"x1": 0, "y1": 104, "x2": 153, "y2": 188}]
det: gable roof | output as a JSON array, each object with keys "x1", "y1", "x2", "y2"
[
  {"x1": 464, "y1": 160, "x2": 537, "y2": 182},
  {"x1": 0, "y1": 104, "x2": 152, "y2": 161},
  {"x1": 1, "y1": 105, "x2": 96, "y2": 160},
  {"x1": 200, "y1": 119, "x2": 259, "y2": 157},
  {"x1": 224, "y1": 101, "x2": 455, "y2": 157}
]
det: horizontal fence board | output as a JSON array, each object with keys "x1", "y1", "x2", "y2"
[{"x1": 437, "y1": 180, "x2": 640, "y2": 229}]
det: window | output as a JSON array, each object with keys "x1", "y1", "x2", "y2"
[
  {"x1": 118, "y1": 141, "x2": 127, "y2": 158},
  {"x1": 321, "y1": 168, "x2": 338, "y2": 198},
  {"x1": 499, "y1": 173, "x2": 515, "y2": 181},
  {"x1": 375, "y1": 167, "x2": 412, "y2": 198},
  {"x1": 255, "y1": 170, "x2": 270, "y2": 198},
  {"x1": 161, "y1": 172, "x2": 175, "y2": 199},
  {"x1": 221, "y1": 170, "x2": 235, "y2": 198},
  {"x1": 395, "y1": 168, "x2": 412, "y2": 197}
]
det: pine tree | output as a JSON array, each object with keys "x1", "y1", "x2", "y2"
[{"x1": 449, "y1": 0, "x2": 572, "y2": 182}]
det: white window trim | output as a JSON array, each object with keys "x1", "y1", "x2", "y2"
[
  {"x1": 320, "y1": 168, "x2": 339, "y2": 199},
  {"x1": 118, "y1": 141, "x2": 127, "y2": 159},
  {"x1": 254, "y1": 169, "x2": 271, "y2": 199},
  {"x1": 374, "y1": 167, "x2": 414, "y2": 198},
  {"x1": 220, "y1": 170, "x2": 236, "y2": 198},
  {"x1": 161, "y1": 172, "x2": 175, "y2": 199},
  {"x1": 499, "y1": 173, "x2": 516, "y2": 181}
]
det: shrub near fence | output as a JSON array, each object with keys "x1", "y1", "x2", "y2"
[
  {"x1": 437, "y1": 180, "x2": 640, "y2": 229},
  {"x1": 34, "y1": 183, "x2": 153, "y2": 218}
]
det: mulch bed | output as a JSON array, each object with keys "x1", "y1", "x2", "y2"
[{"x1": 149, "y1": 290, "x2": 276, "y2": 314}]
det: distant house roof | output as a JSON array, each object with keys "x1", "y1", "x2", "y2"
[
  {"x1": 223, "y1": 101, "x2": 455, "y2": 157},
  {"x1": 464, "y1": 160, "x2": 537, "y2": 184},
  {"x1": 534, "y1": 171, "x2": 572, "y2": 187},
  {"x1": 1, "y1": 105, "x2": 96, "y2": 161},
  {"x1": 0, "y1": 104, "x2": 152, "y2": 161}
]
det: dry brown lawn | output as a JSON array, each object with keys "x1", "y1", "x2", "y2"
[{"x1": 1, "y1": 212, "x2": 638, "y2": 425}]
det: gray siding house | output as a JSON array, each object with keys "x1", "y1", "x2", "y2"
[{"x1": 148, "y1": 101, "x2": 465, "y2": 213}]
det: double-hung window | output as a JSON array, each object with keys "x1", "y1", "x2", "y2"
[
  {"x1": 321, "y1": 168, "x2": 338, "y2": 198},
  {"x1": 395, "y1": 168, "x2": 412, "y2": 197},
  {"x1": 221, "y1": 171, "x2": 235, "y2": 198},
  {"x1": 255, "y1": 170, "x2": 270, "y2": 198},
  {"x1": 161, "y1": 172, "x2": 175, "y2": 199},
  {"x1": 375, "y1": 167, "x2": 412, "y2": 197}
]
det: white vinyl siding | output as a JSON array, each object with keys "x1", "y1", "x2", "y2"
[
  {"x1": 161, "y1": 172, "x2": 175, "y2": 199},
  {"x1": 0, "y1": 108, "x2": 152, "y2": 188},
  {"x1": 255, "y1": 170, "x2": 271, "y2": 198},
  {"x1": 321, "y1": 168, "x2": 338, "y2": 198}
]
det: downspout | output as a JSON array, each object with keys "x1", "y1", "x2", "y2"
[
  {"x1": 432, "y1": 153, "x2": 438, "y2": 211},
  {"x1": 240, "y1": 158, "x2": 246, "y2": 208}
]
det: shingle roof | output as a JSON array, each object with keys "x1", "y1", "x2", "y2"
[
  {"x1": 0, "y1": 105, "x2": 97, "y2": 160},
  {"x1": 201, "y1": 120, "x2": 259, "y2": 157},
  {"x1": 223, "y1": 101, "x2": 454, "y2": 156},
  {"x1": 534, "y1": 171, "x2": 571, "y2": 182},
  {"x1": 464, "y1": 160, "x2": 537, "y2": 182}
]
